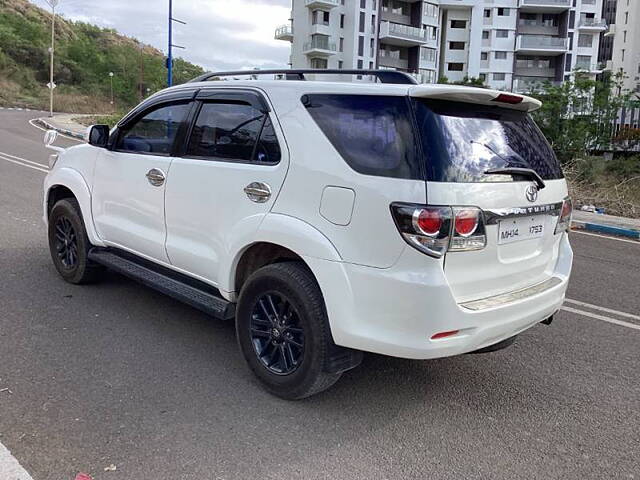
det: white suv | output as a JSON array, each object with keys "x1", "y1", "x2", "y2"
[{"x1": 43, "y1": 70, "x2": 573, "y2": 399}]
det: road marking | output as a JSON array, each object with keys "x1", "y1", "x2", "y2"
[
  {"x1": 561, "y1": 306, "x2": 640, "y2": 331},
  {"x1": 0, "y1": 441, "x2": 35, "y2": 480},
  {"x1": 0, "y1": 154, "x2": 49, "y2": 174},
  {"x1": 29, "y1": 118, "x2": 83, "y2": 143},
  {"x1": 565, "y1": 298, "x2": 640, "y2": 322},
  {"x1": 0, "y1": 150, "x2": 49, "y2": 169},
  {"x1": 571, "y1": 229, "x2": 639, "y2": 245}
]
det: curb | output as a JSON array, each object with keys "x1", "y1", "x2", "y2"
[
  {"x1": 34, "y1": 117, "x2": 85, "y2": 141},
  {"x1": 572, "y1": 220, "x2": 640, "y2": 240}
]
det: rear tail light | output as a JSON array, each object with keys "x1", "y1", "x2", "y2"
[
  {"x1": 391, "y1": 204, "x2": 487, "y2": 258},
  {"x1": 555, "y1": 197, "x2": 573, "y2": 234}
]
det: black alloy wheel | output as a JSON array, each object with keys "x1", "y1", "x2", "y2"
[
  {"x1": 250, "y1": 292, "x2": 305, "y2": 375},
  {"x1": 53, "y1": 216, "x2": 78, "y2": 270}
]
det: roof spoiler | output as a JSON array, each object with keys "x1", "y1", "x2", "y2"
[{"x1": 409, "y1": 85, "x2": 542, "y2": 112}]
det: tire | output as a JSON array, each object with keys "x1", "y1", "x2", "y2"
[
  {"x1": 48, "y1": 198, "x2": 104, "y2": 284},
  {"x1": 236, "y1": 261, "x2": 342, "y2": 400}
]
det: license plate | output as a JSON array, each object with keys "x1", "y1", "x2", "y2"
[{"x1": 498, "y1": 216, "x2": 545, "y2": 245}]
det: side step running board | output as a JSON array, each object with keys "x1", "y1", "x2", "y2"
[{"x1": 88, "y1": 249, "x2": 235, "y2": 320}]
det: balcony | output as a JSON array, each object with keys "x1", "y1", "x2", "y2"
[
  {"x1": 304, "y1": 0, "x2": 339, "y2": 9},
  {"x1": 379, "y1": 21, "x2": 427, "y2": 47},
  {"x1": 516, "y1": 34, "x2": 568, "y2": 55},
  {"x1": 513, "y1": 77, "x2": 561, "y2": 93},
  {"x1": 519, "y1": 0, "x2": 570, "y2": 12},
  {"x1": 274, "y1": 24, "x2": 293, "y2": 42},
  {"x1": 303, "y1": 38, "x2": 337, "y2": 57},
  {"x1": 574, "y1": 62, "x2": 605, "y2": 73},
  {"x1": 578, "y1": 19, "x2": 607, "y2": 31}
]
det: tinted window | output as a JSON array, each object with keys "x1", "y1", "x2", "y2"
[
  {"x1": 412, "y1": 99, "x2": 563, "y2": 183},
  {"x1": 118, "y1": 102, "x2": 190, "y2": 154},
  {"x1": 187, "y1": 102, "x2": 280, "y2": 164},
  {"x1": 303, "y1": 94, "x2": 420, "y2": 180}
]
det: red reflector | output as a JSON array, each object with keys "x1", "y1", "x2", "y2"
[
  {"x1": 454, "y1": 209, "x2": 479, "y2": 237},
  {"x1": 492, "y1": 93, "x2": 523, "y2": 105},
  {"x1": 416, "y1": 208, "x2": 443, "y2": 236},
  {"x1": 431, "y1": 330, "x2": 459, "y2": 340}
]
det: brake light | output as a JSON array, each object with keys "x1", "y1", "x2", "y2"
[
  {"x1": 492, "y1": 93, "x2": 523, "y2": 105},
  {"x1": 391, "y1": 204, "x2": 487, "y2": 258},
  {"x1": 555, "y1": 197, "x2": 573, "y2": 234}
]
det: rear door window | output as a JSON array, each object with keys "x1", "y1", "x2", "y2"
[
  {"x1": 303, "y1": 94, "x2": 421, "y2": 180},
  {"x1": 412, "y1": 99, "x2": 563, "y2": 183}
]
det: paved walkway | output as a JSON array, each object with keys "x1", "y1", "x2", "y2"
[{"x1": 35, "y1": 113, "x2": 94, "y2": 139}]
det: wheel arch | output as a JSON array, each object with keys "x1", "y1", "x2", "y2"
[{"x1": 44, "y1": 168, "x2": 104, "y2": 247}]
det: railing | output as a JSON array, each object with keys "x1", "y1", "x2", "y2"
[
  {"x1": 381, "y1": 21, "x2": 427, "y2": 42},
  {"x1": 513, "y1": 77, "x2": 561, "y2": 93},
  {"x1": 274, "y1": 24, "x2": 293, "y2": 39},
  {"x1": 582, "y1": 0, "x2": 596, "y2": 4},
  {"x1": 574, "y1": 62, "x2": 605, "y2": 71},
  {"x1": 517, "y1": 34, "x2": 568, "y2": 49},
  {"x1": 520, "y1": 0, "x2": 570, "y2": 6},
  {"x1": 579, "y1": 19, "x2": 607, "y2": 28},
  {"x1": 303, "y1": 38, "x2": 337, "y2": 52},
  {"x1": 304, "y1": 0, "x2": 340, "y2": 7}
]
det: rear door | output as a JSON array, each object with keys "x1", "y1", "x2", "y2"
[
  {"x1": 412, "y1": 98, "x2": 567, "y2": 303},
  {"x1": 164, "y1": 89, "x2": 288, "y2": 286}
]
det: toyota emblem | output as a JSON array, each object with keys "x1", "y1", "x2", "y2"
[{"x1": 525, "y1": 185, "x2": 538, "y2": 203}]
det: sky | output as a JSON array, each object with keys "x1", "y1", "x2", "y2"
[{"x1": 29, "y1": 0, "x2": 292, "y2": 72}]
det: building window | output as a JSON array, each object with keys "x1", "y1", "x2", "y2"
[
  {"x1": 338, "y1": 60, "x2": 343, "y2": 69},
  {"x1": 360, "y1": 0, "x2": 366, "y2": 8},
  {"x1": 497, "y1": 8, "x2": 509, "y2": 16},
  {"x1": 358, "y1": 36, "x2": 364, "y2": 56},
  {"x1": 482, "y1": 30, "x2": 490, "y2": 39},
  {"x1": 369, "y1": 61, "x2": 374, "y2": 69},
  {"x1": 578, "y1": 33, "x2": 592, "y2": 47},
  {"x1": 449, "y1": 41, "x2": 465, "y2": 50},
  {"x1": 371, "y1": 15, "x2": 376, "y2": 33},
  {"x1": 359, "y1": 12, "x2": 365, "y2": 32},
  {"x1": 340, "y1": 14, "x2": 345, "y2": 28},
  {"x1": 310, "y1": 58, "x2": 328, "y2": 69},
  {"x1": 481, "y1": 52, "x2": 488, "y2": 60},
  {"x1": 450, "y1": 20, "x2": 466, "y2": 29},
  {"x1": 496, "y1": 30, "x2": 508, "y2": 38},
  {"x1": 479, "y1": 73, "x2": 486, "y2": 82},
  {"x1": 623, "y1": 31, "x2": 627, "y2": 43},
  {"x1": 448, "y1": 63, "x2": 464, "y2": 71},
  {"x1": 370, "y1": 38, "x2": 375, "y2": 56},
  {"x1": 312, "y1": 10, "x2": 330, "y2": 26},
  {"x1": 495, "y1": 51, "x2": 507, "y2": 60},
  {"x1": 339, "y1": 37, "x2": 344, "y2": 52},
  {"x1": 622, "y1": 49, "x2": 625, "y2": 61},
  {"x1": 493, "y1": 72, "x2": 505, "y2": 80},
  {"x1": 484, "y1": 9, "x2": 491, "y2": 18}
]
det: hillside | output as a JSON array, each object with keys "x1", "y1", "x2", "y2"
[{"x1": 0, "y1": 0, "x2": 204, "y2": 112}]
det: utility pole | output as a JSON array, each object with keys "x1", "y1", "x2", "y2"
[
  {"x1": 109, "y1": 72, "x2": 114, "y2": 109},
  {"x1": 46, "y1": 0, "x2": 59, "y2": 118},
  {"x1": 167, "y1": 0, "x2": 186, "y2": 87}
]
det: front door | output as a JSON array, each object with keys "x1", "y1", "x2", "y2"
[
  {"x1": 164, "y1": 89, "x2": 288, "y2": 286},
  {"x1": 92, "y1": 101, "x2": 192, "y2": 263}
]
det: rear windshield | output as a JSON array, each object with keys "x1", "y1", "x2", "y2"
[
  {"x1": 412, "y1": 99, "x2": 563, "y2": 182},
  {"x1": 303, "y1": 94, "x2": 563, "y2": 183}
]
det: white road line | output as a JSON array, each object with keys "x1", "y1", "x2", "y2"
[
  {"x1": 571, "y1": 229, "x2": 639, "y2": 245},
  {"x1": 28, "y1": 118, "x2": 83, "y2": 143},
  {"x1": 0, "y1": 150, "x2": 49, "y2": 169},
  {"x1": 0, "y1": 155, "x2": 49, "y2": 174},
  {"x1": 561, "y1": 306, "x2": 640, "y2": 332},
  {"x1": 565, "y1": 298, "x2": 640, "y2": 322},
  {"x1": 0, "y1": 441, "x2": 35, "y2": 480}
]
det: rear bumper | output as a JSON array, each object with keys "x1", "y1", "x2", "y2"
[{"x1": 306, "y1": 233, "x2": 572, "y2": 360}]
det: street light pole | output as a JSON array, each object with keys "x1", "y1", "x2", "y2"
[
  {"x1": 46, "y1": 0, "x2": 59, "y2": 118},
  {"x1": 167, "y1": 0, "x2": 186, "y2": 87},
  {"x1": 109, "y1": 72, "x2": 114, "y2": 109}
]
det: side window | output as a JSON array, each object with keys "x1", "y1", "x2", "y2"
[
  {"x1": 186, "y1": 102, "x2": 281, "y2": 164},
  {"x1": 117, "y1": 102, "x2": 190, "y2": 155}
]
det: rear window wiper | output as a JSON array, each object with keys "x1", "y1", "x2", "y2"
[{"x1": 485, "y1": 167, "x2": 546, "y2": 190}]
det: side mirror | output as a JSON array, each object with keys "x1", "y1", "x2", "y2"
[
  {"x1": 43, "y1": 129, "x2": 65, "y2": 153},
  {"x1": 87, "y1": 124, "x2": 110, "y2": 148}
]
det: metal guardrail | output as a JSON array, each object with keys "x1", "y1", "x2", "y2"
[
  {"x1": 520, "y1": 0, "x2": 570, "y2": 6},
  {"x1": 518, "y1": 34, "x2": 568, "y2": 49},
  {"x1": 303, "y1": 39, "x2": 337, "y2": 52}
]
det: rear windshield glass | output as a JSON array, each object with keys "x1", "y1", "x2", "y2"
[
  {"x1": 413, "y1": 99, "x2": 563, "y2": 182},
  {"x1": 303, "y1": 94, "x2": 562, "y2": 183},
  {"x1": 302, "y1": 94, "x2": 421, "y2": 180}
]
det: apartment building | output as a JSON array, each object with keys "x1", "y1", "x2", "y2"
[
  {"x1": 275, "y1": 0, "x2": 607, "y2": 92},
  {"x1": 602, "y1": 0, "x2": 640, "y2": 95}
]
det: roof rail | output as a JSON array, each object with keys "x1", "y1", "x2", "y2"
[{"x1": 189, "y1": 69, "x2": 418, "y2": 85}]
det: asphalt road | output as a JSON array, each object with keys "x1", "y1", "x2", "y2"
[{"x1": 0, "y1": 109, "x2": 638, "y2": 480}]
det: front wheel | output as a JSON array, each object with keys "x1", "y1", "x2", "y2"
[
  {"x1": 48, "y1": 198, "x2": 104, "y2": 284},
  {"x1": 236, "y1": 262, "x2": 341, "y2": 400}
]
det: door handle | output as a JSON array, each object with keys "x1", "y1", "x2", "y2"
[
  {"x1": 146, "y1": 168, "x2": 166, "y2": 187},
  {"x1": 244, "y1": 182, "x2": 271, "y2": 203}
]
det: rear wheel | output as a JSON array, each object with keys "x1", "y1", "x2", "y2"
[
  {"x1": 48, "y1": 198, "x2": 104, "y2": 284},
  {"x1": 236, "y1": 262, "x2": 341, "y2": 400}
]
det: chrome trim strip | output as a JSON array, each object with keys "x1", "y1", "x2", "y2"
[
  {"x1": 460, "y1": 277, "x2": 563, "y2": 311},
  {"x1": 484, "y1": 202, "x2": 563, "y2": 225}
]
